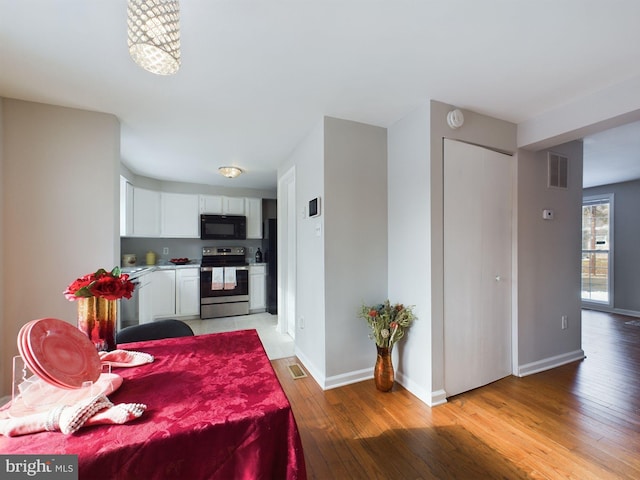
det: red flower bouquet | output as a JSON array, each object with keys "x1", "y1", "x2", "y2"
[{"x1": 64, "y1": 267, "x2": 135, "y2": 301}]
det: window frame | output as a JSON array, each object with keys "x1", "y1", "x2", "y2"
[{"x1": 581, "y1": 193, "x2": 614, "y2": 308}]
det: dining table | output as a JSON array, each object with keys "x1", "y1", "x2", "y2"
[{"x1": 0, "y1": 329, "x2": 307, "y2": 480}]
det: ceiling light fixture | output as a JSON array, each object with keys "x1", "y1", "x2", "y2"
[
  {"x1": 127, "y1": 0, "x2": 181, "y2": 75},
  {"x1": 218, "y1": 166, "x2": 243, "y2": 178}
]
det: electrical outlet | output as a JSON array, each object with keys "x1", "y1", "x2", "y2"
[
  {"x1": 299, "y1": 316, "x2": 305, "y2": 329},
  {"x1": 163, "y1": 247, "x2": 169, "y2": 255},
  {"x1": 561, "y1": 315, "x2": 568, "y2": 330}
]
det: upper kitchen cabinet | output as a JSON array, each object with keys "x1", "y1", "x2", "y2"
[
  {"x1": 199, "y1": 195, "x2": 245, "y2": 215},
  {"x1": 124, "y1": 186, "x2": 198, "y2": 238},
  {"x1": 224, "y1": 196, "x2": 245, "y2": 215},
  {"x1": 199, "y1": 195, "x2": 223, "y2": 214},
  {"x1": 132, "y1": 187, "x2": 161, "y2": 236},
  {"x1": 245, "y1": 197, "x2": 262, "y2": 239},
  {"x1": 161, "y1": 192, "x2": 199, "y2": 238}
]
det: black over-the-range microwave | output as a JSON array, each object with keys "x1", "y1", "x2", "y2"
[{"x1": 200, "y1": 214, "x2": 247, "y2": 240}]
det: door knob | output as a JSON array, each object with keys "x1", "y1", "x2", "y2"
[{"x1": 495, "y1": 275, "x2": 501, "y2": 282}]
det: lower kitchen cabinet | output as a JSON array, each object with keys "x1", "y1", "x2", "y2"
[
  {"x1": 151, "y1": 270, "x2": 176, "y2": 319},
  {"x1": 151, "y1": 267, "x2": 200, "y2": 320},
  {"x1": 137, "y1": 272, "x2": 153, "y2": 325},
  {"x1": 176, "y1": 268, "x2": 200, "y2": 316},
  {"x1": 249, "y1": 264, "x2": 266, "y2": 313}
]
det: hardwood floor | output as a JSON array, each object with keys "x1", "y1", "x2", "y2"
[{"x1": 271, "y1": 309, "x2": 640, "y2": 479}]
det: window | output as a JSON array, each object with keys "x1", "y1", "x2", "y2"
[{"x1": 581, "y1": 194, "x2": 613, "y2": 305}]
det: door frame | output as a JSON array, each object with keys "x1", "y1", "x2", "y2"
[{"x1": 277, "y1": 166, "x2": 296, "y2": 337}]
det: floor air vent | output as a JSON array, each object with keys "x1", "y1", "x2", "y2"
[
  {"x1": 548, "y1": 152, "x2": 568, "y2": 189},
  {"x1": 287, "y1": 363, "x2": 308, "y2": 379}
]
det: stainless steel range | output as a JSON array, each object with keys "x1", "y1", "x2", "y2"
[{"x1": 200, "y1": 246, "x2": 249, "y2": 319}]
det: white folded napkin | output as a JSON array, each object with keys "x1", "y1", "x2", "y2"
[
  {"x1": 0, "y1": 394, "x2": 146, "y2": 437},
  {"x1": 99, "y1": 349, "x2": 154, "y2": 368}
]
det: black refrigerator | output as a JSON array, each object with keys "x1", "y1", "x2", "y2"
[{"x1": 262, "y1": 219, "x2": 278, "y2": 314}]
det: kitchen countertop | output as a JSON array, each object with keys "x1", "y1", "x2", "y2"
[{"x1": 121, "y1": 263, "x2": 200, "y2": 279}]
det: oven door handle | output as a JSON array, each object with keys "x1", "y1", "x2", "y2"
[{"x1": 201, "y1": 266, "x2": 249, "y2": 272}]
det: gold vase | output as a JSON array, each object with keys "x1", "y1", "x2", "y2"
[
  {"x1": 374, "y1": 345, "x2": 394, "y2": 392},
  {"x1": 77, "y1": 297, "x2": 117, "y2": 352}
]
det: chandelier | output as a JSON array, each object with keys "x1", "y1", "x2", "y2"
[{"x1": 127, "y1": 0, "x2": 181, "y2": 75}]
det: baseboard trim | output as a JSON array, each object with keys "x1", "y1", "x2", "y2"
[
  {"x1": 394, "y1": 372, "x2": 447, "y2": 407},
  {"x1": 293, "y1": 349, "x2": 372, "y2": 390},
  {"x1": 430, "y1": 389, "x2": 448, "y2": 406},
  {"x1": 324, "y1": 368, "x2": 372, "y2": 390},
  {"x1": 517, "y1": 349, "x2": 585, "y2": 377},
  {"x1": 293, "y1": 348, "x2": 324, "y2": 388}
]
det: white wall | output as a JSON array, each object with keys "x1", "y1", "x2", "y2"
[
  {"x1": 517, "y1": 142, "x2": 585, "y2": 375},
  {"x1": 1, "y1": 99, "x2": 120, "y2": 397},
  {"x1": 387, "y1": 103, "x2": 433, "y2": 404},
  {"x1": 0, "y1": 99, "x2": 5, "y2": 399},
  {"x1": 287, "y1": 116, "x2": 387, "y2": 388},
  {"x1": 518, "y1": 75, "x2": 640, "y2": 151},
  {"x1": 287, "y1": 119, "x2": 326, "y2": 382}
]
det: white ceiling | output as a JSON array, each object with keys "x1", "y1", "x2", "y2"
[{"x1": 1, "y1": 1, "x2": 640, "y2": 191}]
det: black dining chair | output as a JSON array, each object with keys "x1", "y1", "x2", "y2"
[{"x1": 116, "y1": 319, "x2": 195, "y2": 344}]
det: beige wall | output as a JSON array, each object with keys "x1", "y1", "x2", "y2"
[
  {"x1": 1, "y1": 99, "x2": 120, "y2": 397},
  {"x1": 516, "y1": 142, "x2": 584, "y2": 374},
  {"x1": 323, "y1": 117, "x2": 387, "y2": 380}
]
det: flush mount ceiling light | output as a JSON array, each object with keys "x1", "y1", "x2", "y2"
[
  {"x1": 218, "y1": 166, "x2": 243, "y2": 178},
  {"x1": 127, "y1": 0, "x2": 181, "y2": 75}
]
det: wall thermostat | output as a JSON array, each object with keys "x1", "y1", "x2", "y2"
[
  {"x1": 309, "y1": 197, "x2": 321, "y2": 218},
  {"x1": 542, "y1": 209, "x2": 554, "y2": 220}
]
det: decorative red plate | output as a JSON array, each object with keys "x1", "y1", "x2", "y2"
[
  {"x1": 17, "y1": 320, "x2": 65, "y2": 388},
  {"x1": 26, "y1": 318, "x2": 101, "y2": 389}
]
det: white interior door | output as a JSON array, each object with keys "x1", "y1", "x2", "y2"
[{"x1": 444, "y1": 138, "x2": 512, "y2": 397}]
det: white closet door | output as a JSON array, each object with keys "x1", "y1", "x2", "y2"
[{"x1": 444, "y1": 139, "x2": 512, "y2": 397}]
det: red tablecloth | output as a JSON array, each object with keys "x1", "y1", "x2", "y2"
[{"x1": 0, "y1": 330, "x2": 307, "y2": 480}]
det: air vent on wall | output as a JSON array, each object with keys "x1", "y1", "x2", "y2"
[{"x1": 548, "y1": 152, "x2": 568, "y2": 189}]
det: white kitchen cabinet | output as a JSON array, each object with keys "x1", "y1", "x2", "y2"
[
  {"x1": 132, "y1": 187, "x2": 161, "y2": 237},
  {"x1": 249, "y1": 264, "x2": 266, "y2": 312},
  {"x1": 137, "y1": 272, "x2": 153, "y2": 325},
  {"x1": 151, "y1": 269, "x2": 176, "y2": 319},
  {"x1": 224, "y1": 196, "x2": 245, "y2": 215},
  {"x1": 120, "y1": 177, "x2": 134, "y2": 236},
  {"x1": 176, "y1": 268, "x2": 200, "y2": 316},
  {"x1": 161, "y1": 192, "x2": 199, "y2": 237},
  {"x1": 199, "y1": 195, "x2": 245, "y2": 215},
  {"x1": 199, "y1": 195, "x2": 224, "y2": 214},
  {"x1": 245, "y1": 197, "x2": 262, "y2": 239}
]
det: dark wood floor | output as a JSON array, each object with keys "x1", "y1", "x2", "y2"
[{"x1": 271, "y1": 309, "x2": 640, "y2": 479}]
